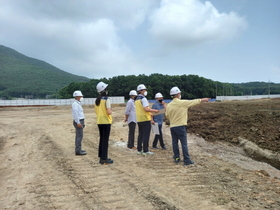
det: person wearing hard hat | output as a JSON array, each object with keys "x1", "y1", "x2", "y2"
[
  {"x1": 72, "y1": 90, "x2": 86, "y2": 155},
  {"x1": 135, "y1": 84, "x2": 159, "y2": 155},
  {"x1": 165, "y1": 87, "x2": 210, "y2": 166},
  {"x1": 151, "y1": 93, "x2": 167, "y2": 150},
  {"x1": 95, "y1": 81, "x2": 113, "y2": 165},
  {"x1": 124, "y1": 90, "x2": 137, "y2": 149}
]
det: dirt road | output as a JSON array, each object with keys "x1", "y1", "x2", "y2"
[{"x1": 0, "y1": 103, "x2": 279, "y2": 209}]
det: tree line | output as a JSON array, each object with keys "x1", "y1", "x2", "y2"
[
  {"x1": 59, "y1": 74, "x2": 280, "y2": 100},
  {"x1": 59, "y1": 74, "x2": 234, "y2": 100}
]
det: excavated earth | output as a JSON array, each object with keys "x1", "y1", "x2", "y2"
[
  {"x1": 188, "y1": 98, "x2": 280, "y2": 169},
  {"x1": 0, "y1": 99, "x2": 279, "y2": 210}
]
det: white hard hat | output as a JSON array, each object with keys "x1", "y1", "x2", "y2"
[
  {"x1": 170, "y1": 87, "x2": 181, "y2": 95},
  {"x1": 96, "y1": 81, "x2": 108, "y2": 93},
  {"x1": 73, "y1": 90, "x2": 83, "y2": 97},
  {"x1": 137, "y1": 84, "x2": 147, "y2": 91},
  {"x1": 129, "y1": 90, "x2": 137, "y2": 96},
  {"x1": 155, "y1": 93, "x2": 163, "y2": 98}
]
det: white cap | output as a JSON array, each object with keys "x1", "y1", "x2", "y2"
[
  {"x1": 155, "y1": 93, "x2": 163, "y2": 98},
  {"x1": 129, "y1": 90, "x2": 137, "y2": 96},
  {"x1": 73, "y1": 90, "x2": 83, "y2": 97},
  {"x1": 170, "y1": 87, "x2": 181, "y2": 95},
  {"x1": 137, "y1": 84, "x2": 147, "y2": 91},
  {"x1": 96, "y1": 81, "x2": 108, "y2": 93}
]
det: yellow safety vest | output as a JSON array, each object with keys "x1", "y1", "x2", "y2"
[
  {"x1": 135, "y1": 95, "x2": 151, "y2": 122},
  {"x1": 95, "y1": 97, "x2": 112, "y2": 124}
]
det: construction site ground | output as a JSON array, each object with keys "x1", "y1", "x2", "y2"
[{"x1": 0, "y1": 98, "x2": 279, "y2": 209}]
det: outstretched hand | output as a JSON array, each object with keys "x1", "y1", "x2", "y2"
[{"x1": 201, "y1": 98, "x2": 211, "y2": 102}]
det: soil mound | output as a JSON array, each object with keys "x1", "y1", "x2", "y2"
[{"x1": 188, "y1": 99, "x2": 280, "y2": 168}]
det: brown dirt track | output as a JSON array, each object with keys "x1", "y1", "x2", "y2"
[{"x1": 0, "y1": 99, "x2": 280, "y2": 210}]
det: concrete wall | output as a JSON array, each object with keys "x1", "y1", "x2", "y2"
[
  {"x1": 0, "y1": 96, "x2": 125, "y2": 106},
  {"x1": 216, "y1": 94, "x2": 280, "y2": 101}
]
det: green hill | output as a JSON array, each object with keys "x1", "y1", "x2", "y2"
[
  {"x1": 232, "y1": 82, "x2": 280, "y2": 95},
  {"x1": 0, "y1": 45, "x2": 90, "y2": 99}
]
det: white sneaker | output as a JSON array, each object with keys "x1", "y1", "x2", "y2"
[
  {"x1": 137, "y1": 151, "x2": 143, "y2": 155},
  {"x1": 143, "y1": 151, "x2": 154, "y2": 155}
]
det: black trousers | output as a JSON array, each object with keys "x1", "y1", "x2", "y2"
[
  {"x1": 98, "y1": 124, "x2": 111, "y2": 160},
  {"x1": 137, "y1": 121, "x2": 151, "y2": 153},
  {"x1": 127, "y1": 122, "x2": 136, "y2": 148}
]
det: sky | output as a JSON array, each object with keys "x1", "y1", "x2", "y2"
[{"x1": 0, "y1": 0, "x2": 279, "y2": 83}]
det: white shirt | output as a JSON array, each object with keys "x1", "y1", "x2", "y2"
[
  {"x1": 124, "y1": 98, "x2": 136, "y2": 123},
  {"x1": 140, "y1": 95, "x2": 149, "y2": 107},
  {"x1": 72, "y1": 100, "x2": 85, "y2": 124}
]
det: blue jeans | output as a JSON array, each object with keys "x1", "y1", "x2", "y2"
[{"x1": 170, "y1": 126, "x2": 192, "y2": 164}]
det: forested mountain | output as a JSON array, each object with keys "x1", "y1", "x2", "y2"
[
  {"x1": 59, "y1": 74, "x2": 280, "y2": 100},
  {"x1": 1, "y1": 45, "x2": 279, "y2": 100},
  {"x1": 0, "y1": 45, "x2": 90, "y2": 99}
]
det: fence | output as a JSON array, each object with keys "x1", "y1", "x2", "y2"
[
  {"x1": 216, "y1": 94, "x2": 280, "y2": 101},
  {"x1": 0, "y1": 97, "x2": 125, "y2": 106},
  {"x1": 3, "y1": 94, "x2": 278, "y2": 106}
]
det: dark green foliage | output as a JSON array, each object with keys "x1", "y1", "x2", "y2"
[
  {"x1": 0, "y1": 45, "x2": 90, "y2": 98},
  {"x1": 2, "y1": 45, "x2": 279, "y2": 100},
  {"x1": 59, "y1": 74, "x2": 280, "y2": 100},
  {"x1": 233, "y1": 82, "x2": 280, "y2": 95},
  {"x1": 58, "y1": 73, "x2": 224, "y2": 99},
  {"x1": 58, "y1": 79, "x2": 100, "y2": 98}
]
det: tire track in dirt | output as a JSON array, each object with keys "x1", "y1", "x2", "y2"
[
  {"x1": 35, "y1": 133, "x2": 164, "y2": 209},
  {"x1": 83, "y1": 139, "x2": 173, "y2": 210},
  {"x1": 32, "y1": 133, "x2": 103, "y2": 209},
  {"x1": 1, "y1": 106, "x2": 280, "y2": 210},
  {"x1": 84, "y1": 138, "x2": 226, "y2": 210},
  {"x1": 103, "y1": 130, "x2": 280, "y2": 210}
]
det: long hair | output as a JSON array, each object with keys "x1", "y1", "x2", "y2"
[{"x1": 95, "y1": 91, "x2": 107, "y2": 106}]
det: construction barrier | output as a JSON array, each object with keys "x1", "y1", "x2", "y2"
[
  {"x1": 216, "y1": 94, "x2": 280, "y2": 101},
  {"x1": 0, "y1": 97, "x2": 125, "y2": 106}
]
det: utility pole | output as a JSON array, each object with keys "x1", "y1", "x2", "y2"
[
  {"x1": 268, "y1": 79, "x2": 270, "y2": 98},
  {"x1": 216, "y1": 83, "x2": 217, "y2": 98}
]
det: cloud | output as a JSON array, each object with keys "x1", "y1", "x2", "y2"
[
  {"x1": 3, "y1": 0, "x2": 156, "y2": 29},
  {"x1": 0, "y1": 0, "x2": 156, "y2": 78},
  {"x1": 3, "y1": 0, "x2": 271, "y2": 83},
  {"x1": 149, "y1": 0, "x2": 247, "y2": 47}
]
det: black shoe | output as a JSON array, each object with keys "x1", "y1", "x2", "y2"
[
  {"x1": 174, "y1": 157, "x2": 181, "y2": 164},
  {"x1": 184, "y1": 160, "x2": 194, "y2": 166},
  {"x1": 152, "y1": 146, "x2": 159, "y2": 149},
  {"x1": 100, "y1": 159, "x2": 114, "y2": 165},
  {"x1": 81, "y1": 150, "x2": 86, "y2": 152},
  {"x1": 99, "y1": 158, "x2": 112, "y2": 163},
  {"x1": 75, "y1": 151, "x2": 87, "y2": 155},
  {"x1": 162, "y1": 146, "x2": 167, "y2": 150}
]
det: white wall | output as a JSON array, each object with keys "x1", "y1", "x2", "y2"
[
  {"x1": 0, "y1": 97, "x2": 124, "y2": 106},
  {"x1": 216, "y1": 94, "x2": 280, "y2": 101}
]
